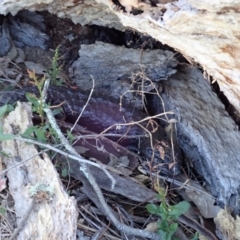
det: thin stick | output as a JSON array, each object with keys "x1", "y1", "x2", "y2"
[
  {"x1": 99, "y1": 111, "x2": 174, "y2": 136},
  {"x1": 70, "y1": 75, "x2": 95, "y2": 133},
  {"x1": 8, "y1": 136, "x2": 127, "y2": 176},
  {"x1": 73, "y1": 133, "x2": 148, "y2": 140}
]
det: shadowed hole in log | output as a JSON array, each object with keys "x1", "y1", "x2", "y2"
[{"x1": 211, "y1": 80, "x2": 240, "y2": 126}]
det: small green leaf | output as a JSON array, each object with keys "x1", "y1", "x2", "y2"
[
  {"x1": 34, "y1": 127, "x2": 47, "y2": 142},
  {"x1": 190, "y1": 232, "x2": 199, "y2": 240},
  {"x1": 55, "y1": 78, "x2": 65, "y2": 86},
  {"x1": 158, "y1": 229, "x2": 167, "y2": 239},
  {"x1": 0, "y1": 151, "x2": 10, "y2": 157},
  {"x1": 0, "y1": 133, "x2": 15, "y2": 141},
  {"x1": 52, "y1": 108, "x2": 62, "y2": 116},
  {"x1": 25, "y1": 92, "x2": 41, "y2": 113},
  {"x1": 166, "y1": 223, "x2": 178, "y2": 240},
  {"x1": 67, "y1": 130, "x2": 74, "y2": 144},
  {"x1": 158, "y1": 203, "x2": 168, "y2": 219},
  {"x1": 146, "y1": 204, "x2": 158, "y2": 214},
  {"x1": 61, "y1": 168, "x2": 68, "y2": 178},
  {"x1": 168, "y1": 201, "x2": 190, "y2": 219},
  {"x1": 7, "y1": 104, "x2": 14, "y2": 112},
  {"x1": 26, "y1": 92, "x2": 39, "y2": 105},
  {"x1": 48, "y1": 127, "x2": 57, "y2": 137},
  {"x1": 0, "y1": 105, "x2": 13, "y2": 118},
  {"x1": 0, "y1": 206, "x2": 6, "y2": 215},
  {"x1": 0, "y1": 105, "x2": 8, "y2": 117},
  {"x1": 23, "y1": 126, "x2": 37, "y2": 137},
  {"x1": 158, "y1": 219, "x2": 169, "y2": 231}
]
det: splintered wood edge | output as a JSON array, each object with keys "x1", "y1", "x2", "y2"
[{"x1": 1, "y1": 102, "x2": 78, "y2": 240}]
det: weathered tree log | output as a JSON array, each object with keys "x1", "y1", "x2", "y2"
[
  {"x1": 70, "y1": 41, "x2": 177, "y2": 108},
  {"x1": 1, "y1": 103, "x2": 78, "y2": 240},
  {"x1": 1, "y1": 0, "x2": 240, "y2": 228},
  {"x1": 0, "y1": 0, "x2": 240, "y2": 114},
  {"x1": 69, "y1": 41, "x2": 240, "y2": 211},
  {"x1": 148, "y1": 66, "x2": 240, "y2": 212}
]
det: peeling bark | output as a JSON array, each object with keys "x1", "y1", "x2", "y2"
[
  {"x1": 1, "y1": 102, "x2": 77, "y2": 240},
  {"x1": 1, "y1": 0, "x2": 239, "y2": 113},
  {"x1": 148, "y1": 67, "x2": 240, "y2": 211}
]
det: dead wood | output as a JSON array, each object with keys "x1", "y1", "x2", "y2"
[
  {"x1": 0, "y1": 102, "x2": 78, "y2": 240},
  {"x1": 59, "y1": 121, "x2": 140, "y2": 173},
  {"x1": 69, "y1": 161, "x2": 156, "y2": 203},
  {"x1": 148, "y1": 66, "x2": 240, "y2": 212},
  {"x1": 70, "y1": 42, "x2": 177, "y2": 93},
  {"x1": 1, "y1": 0, "x2": 240, "y2": 115}
]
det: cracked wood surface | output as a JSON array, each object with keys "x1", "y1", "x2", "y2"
[
  {"x1": 1, "y1": 0, "x2": 240, "y2": 113},
  {"x1": 1, "y1": 102, "x2": 77, "y2": 240},
  {"x1": 148, "y1": 67, "x2": 240, "y2": 212}
]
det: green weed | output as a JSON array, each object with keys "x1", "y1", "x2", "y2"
[
  {"x1": 0, "y1": 206, "x2": 6, "y2": 216},
  {"x1": 27, "y1": 70, "x2": 47, "y2": 124},
  {"x1": 22, "y1": 124, "x2": 58, "y2": 144},
  {"x1": 47, "y1": 46, "x2": 64, "y2": 86},
  {"x1": 0, "y1": 104, "x2": 14, "y2": 119},
  {"x1": 146, "y1": 187, "x2": 190, "y2": 240},
  {"x1": 0, "y1": 123, "x2": 15, "y2": 141},
  {"x1": 24, "y1": 71, "x2": 61, "y2": 143}
]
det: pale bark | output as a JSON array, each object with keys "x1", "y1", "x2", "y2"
[
  {"x1": 1, "y1": 102, "x2": 78, "y2": 240},
  {"x1": 1, "y1": 0, "x2": 240, "y2": 113}
]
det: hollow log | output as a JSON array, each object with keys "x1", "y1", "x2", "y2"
[{"x1": 0, "y1": 0, "x2": 240, "y2": 113}]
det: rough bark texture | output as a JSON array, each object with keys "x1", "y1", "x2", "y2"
[
  {"x1": 1, "y1": 103, "x2": 78, "y2": 240},
  {"x1": 70, "y1": 41, "x2": 240, "y2": 211},
  {"x1": 70, "y1": 163, "x2": 157, "y2": 203},
  {"x1": 149, "y1": 67, "x2": 240, "y2": 211},
  {"x1": 1, "y1": 0, "x2": 240, "y2": 113},
  {"x1": 70, "y1": 41, "x2": 177, "y2": 108}
]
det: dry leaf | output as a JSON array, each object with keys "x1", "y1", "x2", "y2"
[
  {"x1": 135, "y1": 174, "x2": 150, "y2": 184},
  {"x1": 74, "y1": 146, "x2": 89, "y2": 154},
  {"x1": 215, "y1": 209, "x2": 240, "y2": 240},
  {"x1": 14, "y1": 48, "x2": 25, "y2": 63},
  {"x1": 185, "y1": 181, "x2": 220, "y2": 218},
  {"x1": 24, "y1": 61, "x2": 46, "y2": 75},
  {"x1": 117, "y1": 156, "x2": 129, "y2": 167},
  {"x1": 145, "y1": 222, "x2": 158, "y2": 232}
]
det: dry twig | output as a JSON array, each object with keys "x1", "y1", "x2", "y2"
[{"x1": 41, "y1": 80, "x2": 160, "y2": 239}]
